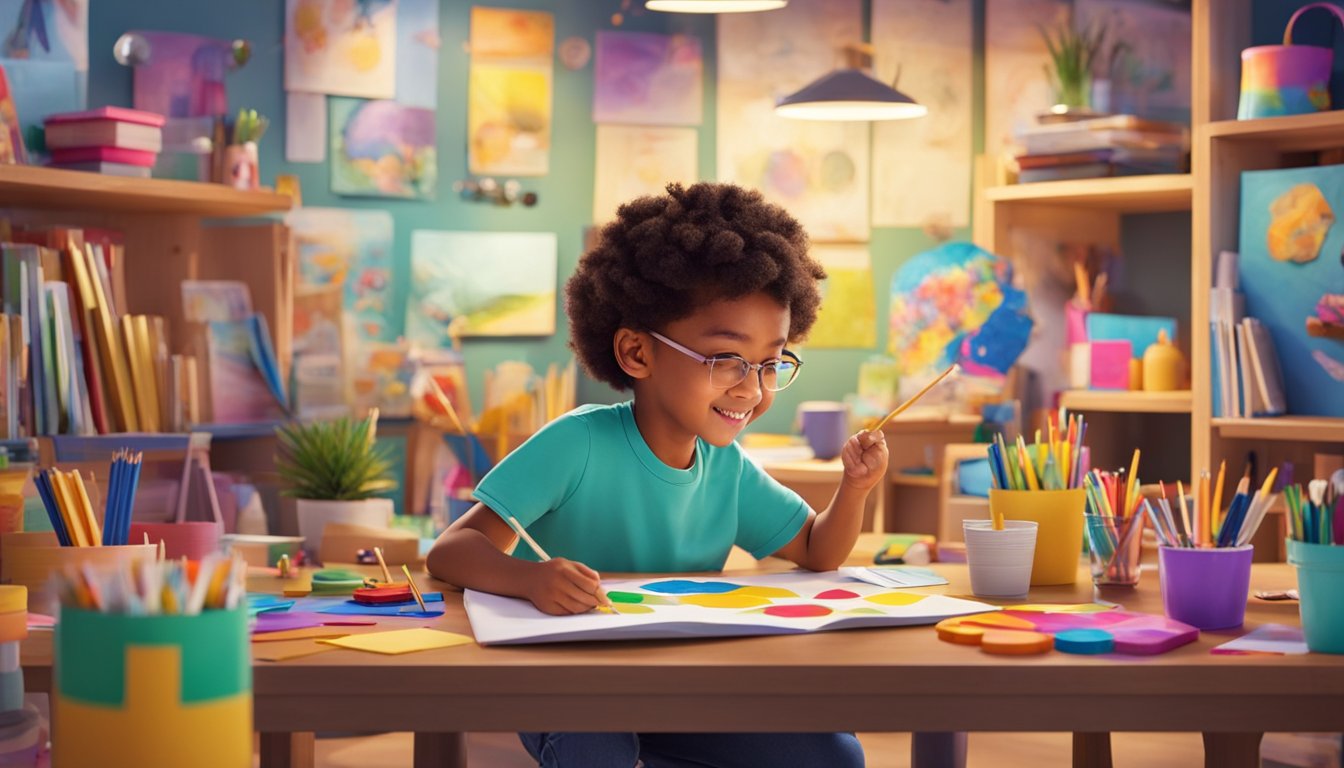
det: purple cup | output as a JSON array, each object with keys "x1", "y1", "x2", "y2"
[
  {"x1": 1159, "y1": 545, "x2": 1254, "y2": 630},
  {"x1": 798, "y1": 401, "x2": 848, "y2": 460}
]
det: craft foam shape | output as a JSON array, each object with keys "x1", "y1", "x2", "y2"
[
  {"x1": 980, "y1": 629, "x2": 1053, "y2": 655},
  {"x1": 1054, "y1": 628, "x2": 1115, "y2": 655},
  {"x1": 1109, "y1": 624, "x2": 1199, "y2": 655}
]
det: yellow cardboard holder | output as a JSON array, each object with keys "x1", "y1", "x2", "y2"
[
  {"x1": 988, "y1": 488, "x2": 1086, "y2": 586},
  {"x1": 0, "y1": 532, "x2": 156, "y2": 615}
]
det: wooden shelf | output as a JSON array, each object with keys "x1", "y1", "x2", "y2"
[
  {"x1": 983, "y1": 174, "x2": 1192, "y2": 212},
  {"x1": 1059, "y1": 390, "x2": 1193, "y2": 414},
  {"x1": 1212, "y1": 416, "x2": 1344, "y2": 443},
  {"x1": 1201, "y1": 111, "x2": 1344, "y2": 152},
  {"x1": 0, "y1": 165, "x2": 293, "y2": 217}
]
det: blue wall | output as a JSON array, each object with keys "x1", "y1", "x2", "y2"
[{"x1": 86, "y1": 0, "x2": 977, "y2": 435}]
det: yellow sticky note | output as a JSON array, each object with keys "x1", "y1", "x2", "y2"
[
  {"x1": 317, "y1": 628, "x2": 474, "y2": 655},
  {"x1": 253, "y1": 640, "x2": 340, "y2": 662}
]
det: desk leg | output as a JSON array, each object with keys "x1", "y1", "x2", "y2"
[
  {"x1": 1202, "y1": 732, "x2": 1262, "y2": 768},
  {"x1": 1072, "y1": 732, "x2": 1113, "y2": 768},
  {"x1": 414, "y1": 732, "x2": 467, "y2": 768},
  {"x1": 258, "y1": 732, "x2": 315, "y2": 768}
]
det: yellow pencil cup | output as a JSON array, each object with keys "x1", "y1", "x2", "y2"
[
  {"x1": 988, "y1": 488, "x2": 1087, "y2": 586},
  {"x1": 54, "y1": 605, "x2": 252, "y2": 768}
]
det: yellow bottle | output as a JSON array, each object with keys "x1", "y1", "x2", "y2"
[{"x1": 1141, "y1": 329, "x2": 1185, "y2": 391}]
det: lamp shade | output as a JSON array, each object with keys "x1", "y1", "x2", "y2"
[
  {"x1": 645, "y1": 0, "x2": 787, "y2": 12},
  {"x1": 775, "y1": 68, "x2": 927, "y2": 121}
]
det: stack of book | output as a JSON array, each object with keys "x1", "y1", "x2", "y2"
[
  {"x1": 1013, "y1": 115, "x2": 1189, "y2": 183},
  {"x1": 43, "y1": 107, "x2": 165, "y2": 178},
  {"x1": 1209, "y1": 250, "x2": 1286, "y2": 419}
]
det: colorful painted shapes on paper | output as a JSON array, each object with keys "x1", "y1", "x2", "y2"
[
  {"x1": 762, "y1": 604, "x2": 832, "y2": 618},
  {"x1": 863, "y1": 592, "x2": 926, "y2": 607},
  {"x1": 677, "y1": 593, "x2": 770, "y2": 609},
  {"x1": 640, "y1": 580, "x2": 797, "y2": 599},
  {"x1": 612, "y1": 604, "x2": 655, "y2": 615},
  {"x1": 815, "y1": 589, "x2": 861, "y2": 600},
  {"x1": 606, "y1": 591, "x2": 676, "y2": 606}
]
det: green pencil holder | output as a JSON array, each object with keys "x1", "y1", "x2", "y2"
[
  {"x1": 1288, "y1": 538, "x2": 1344, "y2": 654},
  {"x1": 53, "y1": 605, "x2": 252, "y2": 767}
]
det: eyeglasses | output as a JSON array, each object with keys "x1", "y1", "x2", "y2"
[{"x1": 649, "y1": 331, "x2": 802, "y2": 392}]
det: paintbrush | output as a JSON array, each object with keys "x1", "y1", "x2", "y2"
[{"x1": 872, "y1": 364, "x2": 960, "y2": 432}]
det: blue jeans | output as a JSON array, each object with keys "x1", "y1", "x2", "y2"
[{"x1": 518, "y1": 731, "x2": 865, "y2": 768}]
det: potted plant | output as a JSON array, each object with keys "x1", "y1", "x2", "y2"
[
  {"x1": 1038, "y1": 17, "x2": 1110, "y2": 113},
  {"x1": 276, "y1": 410, "x2": 397, "y2": 557}
]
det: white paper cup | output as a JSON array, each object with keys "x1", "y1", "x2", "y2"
[{"x1": 964, "y1": 519, "x2": 1038, "y2": 598}]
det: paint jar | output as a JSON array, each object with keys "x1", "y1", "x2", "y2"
[
  {"x1": 963, "y1": 520, "x2": 1037, "y2": 598},
  {"x1": 989, "y1": 488, "x2": 1086, "y2": 585},
  {"x1": 1287, "y1": 539, "x2": 1344, "y2": 653},
  {"x1": 54, "y1": 605, "x2": 252, "y2": 767},
  {"x1": 1159, "y1": 545, "x2": 1253, "y2": 630}
]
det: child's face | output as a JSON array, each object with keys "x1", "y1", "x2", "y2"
[{"x1": 644, "y1": 291, "x2": 792, "y2": 448}]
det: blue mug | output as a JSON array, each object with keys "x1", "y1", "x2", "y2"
[{"x1": 798, "y1": 401, "x2": 848, "y2": 460}]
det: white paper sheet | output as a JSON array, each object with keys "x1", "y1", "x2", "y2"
[{"x1": 465, "y1": 570, "x2": 993, "y2": 645}]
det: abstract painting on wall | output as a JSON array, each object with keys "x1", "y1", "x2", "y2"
[
  {"x1": 592, "y1": 125, "x2": 697, "y2": 225},
  {"x1": 288, "y1": 207, "x2": 396, "y2": 346},
  {"x1": 285, "y1": 0, "x2": 396, "y2": 98},
  {"x1": 407, "y1": 230, "x2": 557, "y2": 344},
  {"x1": 806, "y1": 245, "x2": 877, "y2": 349},
  {"x1": 871, "y1": 0, "x2": 973, "y2": 229},
  {"x1": 593, "y1": 30, "x2": 702, "y2": 126},
  {"x1": 395, "y1": 0, "x2": 439, "y2": 109},
  {"x1": 468, "y1": 7, "x2": 553, "y2": 176},
  {"x1": 330, "y1": 97, "x2": 436, "y2": 199},
  {"x1": 717, "y1": 0, "x2": 869, "y2": 242}
]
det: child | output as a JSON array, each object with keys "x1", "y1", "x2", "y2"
[{"x1": 427, "y1": 182, "x2": 884, "y2": 768}]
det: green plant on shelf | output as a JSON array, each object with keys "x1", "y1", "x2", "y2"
[
  {"x1": 1038, "y1": 17, "x2": 1111, "y2": 111},
  {"x1": 275, "y1": 412, "x2": 395, "y2": 501}
]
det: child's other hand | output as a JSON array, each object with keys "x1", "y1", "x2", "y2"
[
  {"x1": 527, "y1": 558, "x2": 606, "y2": 615},
  {"x1": 841, "y1": 429, "x2": 888, "y2": 491}
]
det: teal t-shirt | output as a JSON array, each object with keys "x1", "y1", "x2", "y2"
[{"x1": 473, "y1": 401, "x2": 810, "y2": 573}]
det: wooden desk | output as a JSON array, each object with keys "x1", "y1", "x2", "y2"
[{"x1": 21, "y1": 537, "x2": 1344, "y2": 768}]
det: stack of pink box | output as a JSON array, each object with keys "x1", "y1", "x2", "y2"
[{"x1": 43, "y1": 106, "x2": 166, "y2": 178}]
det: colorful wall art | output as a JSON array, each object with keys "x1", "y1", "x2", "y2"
[
  {"x1": 329, "y1": 97, "x2": 436, "y2": 199},
  {"x1": 285, "y1": 0, "x2": 396, "y2": 99},
  {"x1": 467, "y1": 6, "x2": 553, "y2": 176},
  {"x1": 806, "y1": 245, "x2": 877, "y2": 349},
  {"x1": 464, "y1": 571, "x2": 994, "y2": 645},
  {"x1": 592, "y1": 125, "x2": 697, "y2": 225},
  {"x1": 407, "y1": 230, "x2": 558, "y2": 344},
  {"x1": 593, "y1": 30, "x2": 702, "y2": 126}
]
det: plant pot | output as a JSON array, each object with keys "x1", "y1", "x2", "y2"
[{"x1": 295, "y1": 498, "x2": 393, "y2": 559}]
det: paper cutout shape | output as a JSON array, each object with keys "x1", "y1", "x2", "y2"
[
  {"x1": 253, "y1": 640, "x2": 340, "y2": 662},
  {"x1": 318, "y1": 627, "x2": 474, "y2": 655}
]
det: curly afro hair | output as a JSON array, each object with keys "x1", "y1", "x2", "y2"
[{"x1": 566, "y1": 182, "x2": 826, "y2": 391}]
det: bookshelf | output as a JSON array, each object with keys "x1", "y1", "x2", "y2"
[
  {"x1": 1190, "y1": 0, "x2": 1344, "y2": 560},
  {"x1": 982, "y1": 174, "x2": 1193, "y2": 212},
  {"x1": 1, "y1": 168, "x2": 295, "y2": 434}
]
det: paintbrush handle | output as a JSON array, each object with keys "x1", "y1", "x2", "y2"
[{"x1": 873, "y1": 364, "x2": 958, "y2": 431}]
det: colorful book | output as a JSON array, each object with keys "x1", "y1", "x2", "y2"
[
  {"x1": 48, "y1": 146, "x2": 158, "y2": 167},
  {"x1": 44, "y1": 106, "x2": 165, "y2": 152},
  {"x1": 47, "y1": 161, "x2": 152, "y2": 178}
]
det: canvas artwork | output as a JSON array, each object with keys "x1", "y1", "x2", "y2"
[
  {"x1": 286, "y1": 91, "x2": 326, "y2": 163},
  {"x1": 285, "y1": 0, "x2": 396, "y2": 99},
  {"x1": 593, "y1": 30, "x2": 702, "y2": 126},
  {"x1": 330, "y1": 97, "x2": 436, "y2": 199},
  {"x1": 984, "y1": 0, "x2": 1069, "y2": 161},
  {"x1": 1076, "y1": 0, "x2": 1191, "y2": 123},
  {"x1": 465, "y1": 570, "x2": 995, "y2": 645},
  {"x1": 592, "y1": 125, "x2": 697, "y2": 225},
  {"x1": 130, "y1": 31, "x2": 237, "y2": 118},
  {"x1": 717, "y1": 0, "x2": 869, "y2": 242},
  {"x1": 871, "y1": 0, "x2": 972, "y2": 229},
  {"x1": 0, "y1": 0, "x2": 85, "y2": 137},
  {"x1": 1239, "y1": 164, "x2": 1344, "y2": 416},
  {"x1": 468, "y1": 7, "x2": 553, "y2": 176},
  {"x1": 395, "y1": 0, "x2": 438, "y2": 109},
  {"x1": 807, "y1": 245, "x2": 876, "y2": 349},
  {"x1": 288, "y1": 207, "x2": 396, "y2": 346},
  {"x1": 888, "y1": 242, "x2": 1028, "y2": 378},
  {"x1": 291, "y1": 286, "x2": 346, "y2": 419},
  {"x1": 407, "y1": 230, "x2": 557, "y2": 344}
]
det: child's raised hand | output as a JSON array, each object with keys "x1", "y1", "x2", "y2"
[
  {"x1": 841, "y1": 429, "x2": 889, "y2": 491},
  {"x1": 526, "y1": 558, "x2": 606, "y2": 615}
]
